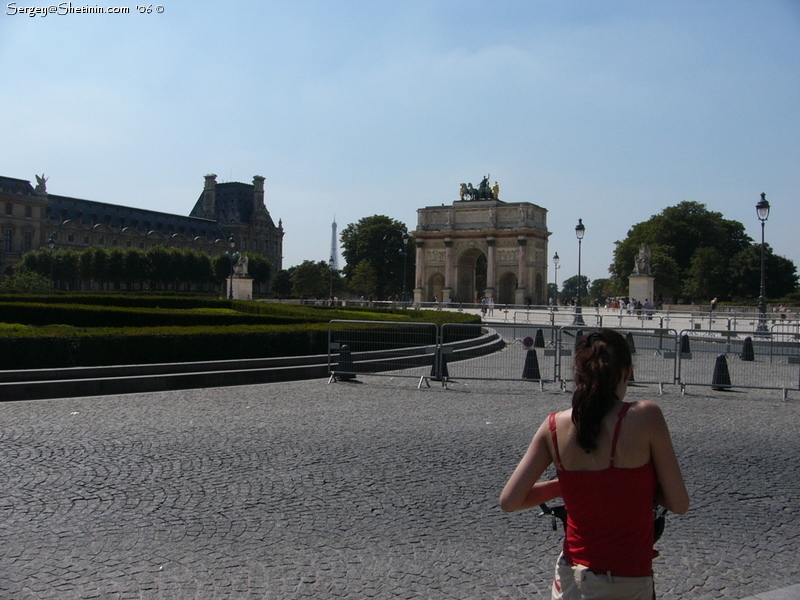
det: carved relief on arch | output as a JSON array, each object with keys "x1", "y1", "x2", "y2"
[
  {"x1": 426, "y1": 249, "x2": 446, "y2": 263},
  {"x1": 496, "y1": 248, "x2": 519, "y2": 262}
]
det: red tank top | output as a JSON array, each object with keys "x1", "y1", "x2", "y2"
[{"x1": 549, "y1": 403, "x2": 657, "y2": 577}]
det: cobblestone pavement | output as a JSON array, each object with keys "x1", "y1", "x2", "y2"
[{"x1": 0, "y1": 377, "x2": 798, "y2": 599}]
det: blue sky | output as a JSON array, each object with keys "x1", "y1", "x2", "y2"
[{"x1": 2, "y1": 0, "x2": 799, "y2": 286}]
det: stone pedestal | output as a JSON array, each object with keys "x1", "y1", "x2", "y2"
[
  {"x1": 628, "y1": 275, "x2": 654, "y2": 304},
  {"x1": 228, "y1": 277, "x2": 253, "y2": 300}
]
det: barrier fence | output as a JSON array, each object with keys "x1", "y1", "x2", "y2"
[{"x1": 327, "y1": 321, "x2": 799, "y2": 396}]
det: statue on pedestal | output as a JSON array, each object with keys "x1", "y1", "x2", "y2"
[
  {"x1": 233, "y1": 254, "x2": 249, "y2": 277},
  {"x1": 632, "y1": 244, "x2": 651, "y2": 276}
]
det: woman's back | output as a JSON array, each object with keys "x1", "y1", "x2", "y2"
[
  {"x1": 550, "y1": 400, "x2": 653, "y2": 472},
  {"x1": 550, "y1": 402, "x2": 658, "y2": 577}
]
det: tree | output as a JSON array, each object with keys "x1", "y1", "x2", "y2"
[
  {"x1": 560, "y1": 275, "x2": 590, "y2": 304},
  {"x1": 729, "y1": 243, "x2": 799, "y2": 302},
  {"x1": 246, "y1": 253, "x2": 272, "y2": 287},
  {"x1": 0, "y1": 266, "x2": 52, "y2": 293},
  {"x1": 340, "y1": 215, "x2": 414, "y2": 300},
  {"x1": 684, "y1": 247, "x2": 728, "y2": 300},
  {"x1": 611, "y1": 202, "x2": 753, "y2": 302},
  {"x1": 589, "y1": 278, "x2": 611, "y2": 304},
  {"x1": 348, "y1": 260, "x2": 378, "y2": 298},
  {"x1": 270, "y1": 269, "x2": 293, "y2": 298},
  {"x1": 291, "y1": 260, "x2": 334, "y2": 298}
]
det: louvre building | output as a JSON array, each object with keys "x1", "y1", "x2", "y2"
[{"x1": 0, "y1": 173, "x2": 284, "y2": 279}]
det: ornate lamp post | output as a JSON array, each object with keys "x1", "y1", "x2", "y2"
[
  {"x1": 756, "y1": 193, "x2": 771, "y2": 333},
  {"x1": 401, "y1": 231, "x2": 410, "y2": 303},
  {"x1": 552, "y1": 251, "x2": 560, "y2": 309},
  {"x1": 228, "y1": 235, "x2": 236, "y2": 300},
  {"x1": 573, "y1": 219, "x2": 585, "y2": 326}
]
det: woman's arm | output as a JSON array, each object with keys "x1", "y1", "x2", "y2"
[
  {"x1": 645, "y1": 402, "x2": 690, "y2": 514},
  {"x1": 499, "y1": 419, "x2": 560, "y2": 512}
]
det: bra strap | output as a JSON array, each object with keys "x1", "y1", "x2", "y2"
[{"x1": 549, "y1": 412, "x2": 565, "y2": 470}]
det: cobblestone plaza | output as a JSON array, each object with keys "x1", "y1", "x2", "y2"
[{"x1": 1, "y1": 378, "x2": 798, "y2": 599}]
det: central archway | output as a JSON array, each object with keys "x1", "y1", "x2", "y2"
[{"x1": 455, "y1": 247, "x2": 485, "y2": 303}]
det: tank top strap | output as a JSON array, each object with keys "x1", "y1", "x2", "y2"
[
  {"x1": 609, "y1": 402, "x2": 632, "y2": 468},
  {"x1": 548, "y1": 412, "x2": 565, "y2": 471}
]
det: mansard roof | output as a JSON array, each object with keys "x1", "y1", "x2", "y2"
[
  {"x1": 48, "y1": 193, "x2": 226, "y2": 241},
  {"x1": 0, "y1": 176, "x2": 37, "y2": 197},
  {"x1": 190, "y1": 181, "x2": 277, "y2": 228}
]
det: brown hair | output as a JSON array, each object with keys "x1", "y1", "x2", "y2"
[{"x1": 572, "y1": 329, "x2": 632, "y2": 453}]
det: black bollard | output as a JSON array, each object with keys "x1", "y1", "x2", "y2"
[
  {"x1": 534, "y1": 329, "x2": 546, "y2": 348},
  {"x1": 522, "y1": 349, "x2": 542, "y2": 380},
  {"x1": 336, "y1": 345, "x2": 356, "y2": 381},
  {"x1": 711, "y1": 354, "x2": 732, "y2": 390},
  {"x1": 626, "y1": 332, "x2": 636, "y2": 354},
  {"x1": 740, "y1": 336, "x2": 755, "y2": 361}
]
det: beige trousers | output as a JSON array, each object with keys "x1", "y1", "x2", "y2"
[{"x1": 552, "y1": 554, "x2": 654, "y2": 600}]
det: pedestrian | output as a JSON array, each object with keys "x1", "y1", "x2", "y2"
[{"x1": 500, "y1": 328, "x2": 689, "y2": 599}]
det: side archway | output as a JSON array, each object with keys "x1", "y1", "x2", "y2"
[{"x1": 497, "y1": 271, "x2": 517, "y2": 304}]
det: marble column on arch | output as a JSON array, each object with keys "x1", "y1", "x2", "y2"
[
  {"x1": 443, "y1": 238, "x2": 454, "y2": 302},
  {"x1": 485, "y1": 237, "x2": 496, "y2": 298},
  {"x1": 516, "y1": 237, "x2": 527, "y2": 304},
  {"x1": 413, "y1": 239, "x2": 425, "y2": 305}
]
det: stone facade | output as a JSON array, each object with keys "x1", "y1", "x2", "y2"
[
  {"x1": 413, "y1": 197, "x2": 550, "y2": 305},
  {"x1": 0, "y1": 174, "x2": 284, "y2": 279}
]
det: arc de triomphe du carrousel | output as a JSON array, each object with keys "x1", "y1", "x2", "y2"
[{"x1": 413, "y1": 176, "x2": 550, "y2": 306}]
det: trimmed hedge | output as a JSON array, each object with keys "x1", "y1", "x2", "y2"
[
  {"x1": 0, "y1": 295, "x2": 481, "y2": 369},
  {"x1": 0, "y1": 324, "x2": 332, "y2": 369}
]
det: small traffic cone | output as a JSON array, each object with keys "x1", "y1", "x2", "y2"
[
  {"x1": 680, "y1": 334, "x2": 692, "y2": 358},
  {"x1": 534, "y1": 329, "x2": 546, "y2": 348},
  {"x1": 626, "y1": 332, "x2": 636, "y2": 354},
  {"x1": 522, "y1": 349, "x2": 542, "y2": 380},
  {"x1": 740, "y1": 337, "x2": 755, "y2": 361},
  {"x1": 711, "y1": 354, "x2": 732, "y2": 390}
]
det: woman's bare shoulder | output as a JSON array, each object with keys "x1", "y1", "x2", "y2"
[{"x1": 626, "y1": 400, "x2": 667, "y2": 426}]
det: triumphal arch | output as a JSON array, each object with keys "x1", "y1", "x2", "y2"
[{"x1": 413, "y1": 176, "x2": 550, "y2": 306}]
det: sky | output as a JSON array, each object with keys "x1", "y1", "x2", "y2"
[{"x1": 2, "y1": 0, "x2": 799, "y2": 285}]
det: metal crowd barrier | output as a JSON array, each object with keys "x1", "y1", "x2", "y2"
[
  {"x1": 557, "y1": 326, "x2": 679, "y2": 394},
  {"x1": 327, "y1": 320, "x2": 799, "y2": 396},
  {"x1": 677, "y1": 329, "x2": 800, "y2": 396}
]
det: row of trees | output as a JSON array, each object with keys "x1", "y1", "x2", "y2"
[
  {"x1": 609, "y1": 202, "x2": 797, "y2": 303},
  {"x1": 11, "y1": 246, "x2": 272, "y2": 293}
]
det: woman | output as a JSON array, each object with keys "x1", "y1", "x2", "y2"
[{"x1": 500, "y1": 329, "x2": 689, "y2": 599}]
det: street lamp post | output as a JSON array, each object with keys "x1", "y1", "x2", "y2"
[
  {"x1": 573, "y1": 219, "x2": 585, "y2": 326},
  {"x1": 228, "y1": 235, "x2": 236, "y2": 300},
  {"x1": 552, "y1": 252, "x2": 560, "y2": 310},
  {"x1": 329, "y1": 255, "x2": 334, "y2": 302},
  {"x1": 401, "y1": 231, "x2": 410, "y2": 303},
  {"x1": 756, "y1": 193, "x2": 771, "y2": 333},
  {"x1": 48, "y1": 234, "x2": 56, "y2": 291}
]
